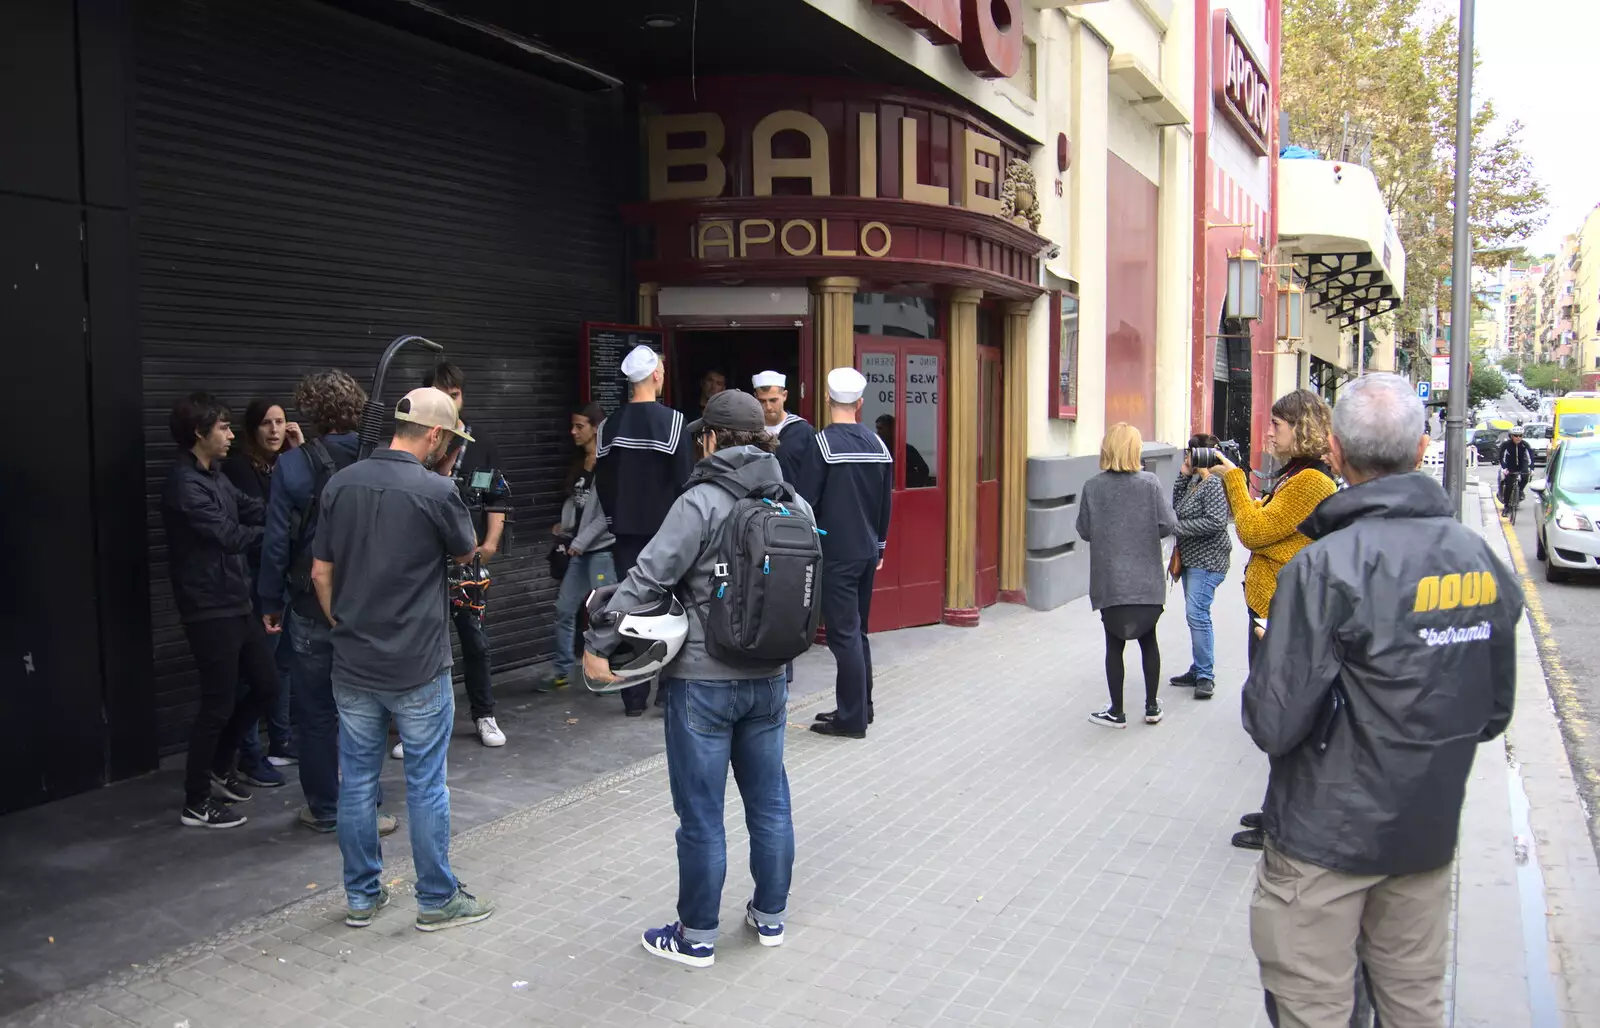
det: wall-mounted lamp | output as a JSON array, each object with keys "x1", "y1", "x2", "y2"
[
  {"x1": 1277, "y1": 281, "x2": 1305, "y2": 342},
  {"x1": 1225, "y1": 249, "x2": 1262, "y2": 321}
]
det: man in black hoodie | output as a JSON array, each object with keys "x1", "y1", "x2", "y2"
[
  {"x1": 162, "y1": 392, "x2": 278, "y2": 829},
  {"x1": 1243, "y1": 373, "x2": 1522, "y2": 1027}
]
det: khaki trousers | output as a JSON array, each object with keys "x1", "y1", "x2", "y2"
[{"x1": 1250, "y1": 842, "x2": 1450, "y2": 1028}]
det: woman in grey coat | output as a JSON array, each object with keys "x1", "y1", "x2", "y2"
[{"x1": 1075, "y1": 423, "x2": 1178, "y2": 728}]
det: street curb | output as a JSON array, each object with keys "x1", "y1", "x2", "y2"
[{"x1": 1472, "y1": 479, "x2": 1600, "y2": 1025}]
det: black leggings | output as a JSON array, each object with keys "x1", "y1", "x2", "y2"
[{"x1": 1101, "y1": 604, "x2": 1163, "y2": 716}]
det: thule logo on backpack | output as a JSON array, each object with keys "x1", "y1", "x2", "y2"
[{"x1": 803, "y1": 564, "x2": 814, "y2": 608}]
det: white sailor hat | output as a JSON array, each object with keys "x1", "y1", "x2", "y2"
[
  {"x1": 751, "y1": 370, "x2": 786, "y2": 389},
  {"x1": 620, "y1": 345, "x2": 660, "y2": 383},
  {"x1": 827, "y1": 367, "x2": 867, "y2": 404}
]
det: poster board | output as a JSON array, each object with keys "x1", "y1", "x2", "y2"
[{"x1": 581, "y1": 323, "x2": 666, "y2": 416}]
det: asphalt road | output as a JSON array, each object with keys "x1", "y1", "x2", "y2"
[{"x1": 1480, "y1": 388, "x2": 1600, "y2": 858}]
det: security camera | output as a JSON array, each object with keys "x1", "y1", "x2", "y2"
[{"x1": 1041, "y1": 243, "x2": 1061, "y2": 260}]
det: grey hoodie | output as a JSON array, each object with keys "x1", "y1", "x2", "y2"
[{"x1": 585, "y1": 445, "x2": 813, "y2": 682}]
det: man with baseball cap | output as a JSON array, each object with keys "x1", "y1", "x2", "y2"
[
  {"x1": 309, "y1": 387, "x2": 494, "y2": 933},
  {"x1": 795, "y1": 367, "x2": 895, "y2": 739},
  {"x1": 584, "y1": 388, "x2": 807, "y2": 967},
  {"x1": 594, "y1": 344, "x2": 695, "y2": 715},
  {"x1": 752, "y1": 370, "x2": 815, "y2": 485}
]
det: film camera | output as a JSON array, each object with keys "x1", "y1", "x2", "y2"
[
  {"x1": 444, "y1": 451, "x2": 513, "y2": 614},
  {"x1": 1188, "y1": 439, "x2": 1243, "y2": 470}
]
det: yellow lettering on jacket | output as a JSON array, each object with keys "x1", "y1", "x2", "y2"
[{"x1": 1412, "y1": 570, "x2": 1498, "y2": 613}]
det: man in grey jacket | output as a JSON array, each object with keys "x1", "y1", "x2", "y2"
[
  {"x1": 1243, "y1": 374, "x2": 1522, "y2": 1028},
  {"x1": 582, "y1": 390, "x2": 804, "y2": 969}
]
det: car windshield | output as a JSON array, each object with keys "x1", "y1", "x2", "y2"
[
  {"x1": 1526, "y1": 424, "x2": 1552, "y2": 440},
  {"x1": 1558, "y1": 449, "x2": 1600, "y2": 491},
  {"x1": 1558, "y1": 413, "x2": 1600, "y2": 437}
]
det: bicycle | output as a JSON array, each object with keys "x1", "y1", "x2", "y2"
[{"x1": 1500, "y1": 471, "x2": 1527, "y2": 524}]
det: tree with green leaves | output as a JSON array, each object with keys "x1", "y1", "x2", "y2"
[
  {"x1": 1281, "y1": 0, "x2": 1548, "y2": 362},
  {"x1": 1468, "y1": 366, "x2": 1508, "y2": 407},
  {"x1": 1524, "y1": 362, "x2": 1578, "y2": 396}
]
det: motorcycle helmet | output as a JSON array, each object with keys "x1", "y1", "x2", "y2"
[{"x1": 582, "y1": 585, "x2": 689, "y2": 693}]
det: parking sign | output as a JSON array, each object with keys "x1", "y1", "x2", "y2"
[{"x1": 1417, "y1": 381, "x2": 1432, "y2": 401}]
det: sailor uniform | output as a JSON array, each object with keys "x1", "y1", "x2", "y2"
[
  {"x1": 794, "y1": 422, "x2": 894, "y2": 734},
  {"x1": 771, "y1": 413, "x2": 816, "y2": 487},
  {"x1": 594, "y1": 400, "x2": 694, "y2": 714}
]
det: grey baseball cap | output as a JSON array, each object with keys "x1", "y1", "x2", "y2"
[{"x1": 687, "y1": 389, "x2": 766, "y2": 435}]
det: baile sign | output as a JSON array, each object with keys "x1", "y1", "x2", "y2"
[{"x1": 1212, "y1": 10, "x2": 1271, "y2": 157}]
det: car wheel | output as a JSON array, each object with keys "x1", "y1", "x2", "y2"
[
  {"x1": 1536, "y1": 530, "x2": 1547, "y2": 562},
  {"x1": 1547, "y1": 560, "x2": 1567, "y2": 584}
]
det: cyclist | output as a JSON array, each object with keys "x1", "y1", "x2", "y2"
[{"x1": 1499, "y1": 425, "x2": 1533, "y2": 510}]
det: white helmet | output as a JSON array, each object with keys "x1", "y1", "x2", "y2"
[{"x1": 582, "y1": 586, "x2": 688, "y2": 693}]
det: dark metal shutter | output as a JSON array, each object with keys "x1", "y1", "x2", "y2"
[{"x1": 135, "y1": 0, "x2": 624, "y2": 753}]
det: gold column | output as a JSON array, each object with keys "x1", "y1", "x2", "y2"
[
  {"x1": 811, "y1": 277, "x2": 860, "y2": 424},
  {"x1": 999, "y1": 300, "x2": 1032, "y2": 601},
  {"x1": 637, "y1": 282, "x2": 660, "y2": 326},
  {"x1": 944, "y1": 287, "x2": 983, "y2": 624}
]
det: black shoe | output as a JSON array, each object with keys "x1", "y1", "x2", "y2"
[
  {"x1": 1170, "y1": 671, "x2": 1198, "y2": 687},
  {"x1": 1144, "y1": 701, "x2": 1163, "y2": 724},
  {"x1": 624, "y1": 709, "x2": 644, "y2": 718},
  {"x1": 1231, "y1": 827, "x2": 1265, "y2": 850},
  {"x1": 1194, "y1": 678, "x2": 1215, "y2": 700},
  {"x1": 210, "y1": 772, "x2": 253, "y2": 803},
  {"x1": 1240, "y1": 812, "x2": 1263, "y2": 829},
  {"x1": 815, "y1": 708, "x2": 874, "y2": 725},
  {"x1": 809, "y1": 722, "x2": 865, "y2": 739},
  {"x1": 181, "y1": 798, "x2": 247, "y2": 829}
]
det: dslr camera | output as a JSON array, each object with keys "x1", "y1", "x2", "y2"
[{"x1": 1188, "y1": 439, "x2": 1243, "y2": 470}]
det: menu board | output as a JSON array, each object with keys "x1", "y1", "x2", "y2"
[{"x1": 581, "y1": 323, "x2": 666, "y2": 416}]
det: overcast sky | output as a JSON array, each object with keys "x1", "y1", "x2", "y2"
[{"x1": 1473, "y1": 0, "x2": 1595, "y2": 255}]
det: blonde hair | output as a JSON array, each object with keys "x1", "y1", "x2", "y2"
[{"x1": 1100, "y1": 422, "x2": 1144, "y2": 472}]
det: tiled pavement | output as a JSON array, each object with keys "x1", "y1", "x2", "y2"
[{"x1": 3, "y1": 534, "x2": 1561, "y2": 1028}]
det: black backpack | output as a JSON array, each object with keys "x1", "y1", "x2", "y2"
[
  {"x1": 285, "y1": 438, "x2": 356, "y2": 619},
  {"x1": 685, "y1": 479, "x2": 824, "y2": 664}
]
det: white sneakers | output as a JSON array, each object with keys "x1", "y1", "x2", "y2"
[
  {"x1": 390, "y1": 718, "x2": 505, "y2": 759},
  {"x1": 476, "y1": 717, "x2": 506, "y2": 747}
]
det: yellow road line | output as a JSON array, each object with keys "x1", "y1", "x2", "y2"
[{"x1": 1499, "y1": 510, "x2": 1600, "y2": 789}]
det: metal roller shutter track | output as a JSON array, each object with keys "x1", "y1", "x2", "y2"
[{"x1": 135, "y1": 0, "x2": 625, "y2": 753}]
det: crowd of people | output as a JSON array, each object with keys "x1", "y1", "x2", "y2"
[
  {"x1": 1076, "y1": 375, "x2": 1522, "y2": 1027},
  {"x1": 164, "y1": 356, "x2": 1523, "y2": 1021}
]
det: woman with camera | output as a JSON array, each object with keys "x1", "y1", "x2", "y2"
[
  {"x1": 1076, "y1": 423, "x2": 1178, "y2": 729},
  {"x1": 1212, "y1": 389, "x2": 1337, "y2": 849},
  {"x1": 540, "y1": 402, "x2": 616, "y2": 691},
  {"x1": 1168, "y1": 435, "x2": 1232, "y2": 701}
]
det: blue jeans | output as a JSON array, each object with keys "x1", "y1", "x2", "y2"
[
  {"x1": 288, "y1": 610, "x2": 341, "y2": 821},
  {"x1": 664, "y1": 676, "x2": 794, "y2": 944},
  {"x1": 553, "y1": 550, "x2": 617, "y2": 678},
  {"x1": 237, "y1": 624, "x2": 294, "y2": 771},
  {"x1": 1182, "y1": 568, "x2": 1226, "y2": 680},
  {"x1": 335, "y1": 670, "x2": 459, "y2": 912}
]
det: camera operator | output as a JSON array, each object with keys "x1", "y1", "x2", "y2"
[
  {"x1": 1498, "y1": 425, "x2": 1532, "y2": 511},
  {"x1": 1168, "y1": 436, "x2": 1232, "y2": 701},
  {"x1": 420, "y1": 362, "x2": 511, "y2": 750}
]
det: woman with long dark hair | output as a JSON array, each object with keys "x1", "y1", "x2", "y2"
[
  {"x1": 541, "y1": 402, "x2": 616, "y2": 690},
  {"x1": 1168, "y1": 433, "x2": 1232, "y2": 700},
  {"x1": 221, "y1": 399, "x2": 302, "y2": 781},
  {"x1": 1076, "y1": 423, "x2": 1178, "y2": 728}
]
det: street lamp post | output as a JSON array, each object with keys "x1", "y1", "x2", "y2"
[{"x1": 1444, "y1": 0, "x2": 1475, "y2": 517}]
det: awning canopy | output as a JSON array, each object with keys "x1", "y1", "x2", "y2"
[{"x1": 1278, "y1": 159, "x2": 1406, "y2": 328}]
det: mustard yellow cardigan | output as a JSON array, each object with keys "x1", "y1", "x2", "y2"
[{"x1": 1222, "y1": 465, "x2": 1338, "y2": 616}]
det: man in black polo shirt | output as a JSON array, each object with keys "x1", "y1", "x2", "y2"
[
  {"x1": 419, "y1": 361, "x2": 510, "y2": 749},
  {"x1": 311, "y1": 387, "x2": 493, "y2": 933}
]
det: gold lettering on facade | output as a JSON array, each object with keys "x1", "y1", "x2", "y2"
[
  {"x1": 900, "y1": 117, "x2": 950, "y2": 206},
  {"x1": 959, "y1": 127, "x2": 1005, "y2": 217},
  {"x1": 780, "y1": 220, "x2": 818, "y2": 256},
  {"x1": 648, "y1": 113, "x2": 728, "y2": 201},
  {"x1": 738, "y1": 219, "x2": 776, "y2": 256},
  {"x1": 859, "y1": 112, "x2": 879, "y2": 198},
  {"x1": 696, "y1": 220, "x2": 736, "y2": 259},
  {"x1": 820, "y1": 219, "x2": 857, "y2": 257},
  {"x1": 752, "y1": 111, "x2": 832, "y2": 197},
  {"x1": 861, "y1": 221, "x2": 892, "y2": 257}
]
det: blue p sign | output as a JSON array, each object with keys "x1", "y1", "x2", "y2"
[{"x1": 1417, "y1": 381, "x2": 1432, "y2": 401}]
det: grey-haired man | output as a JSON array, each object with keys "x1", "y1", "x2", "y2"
[{"x1": 1243, "y1": 373, "x2": 1522, "y2": 1027}]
